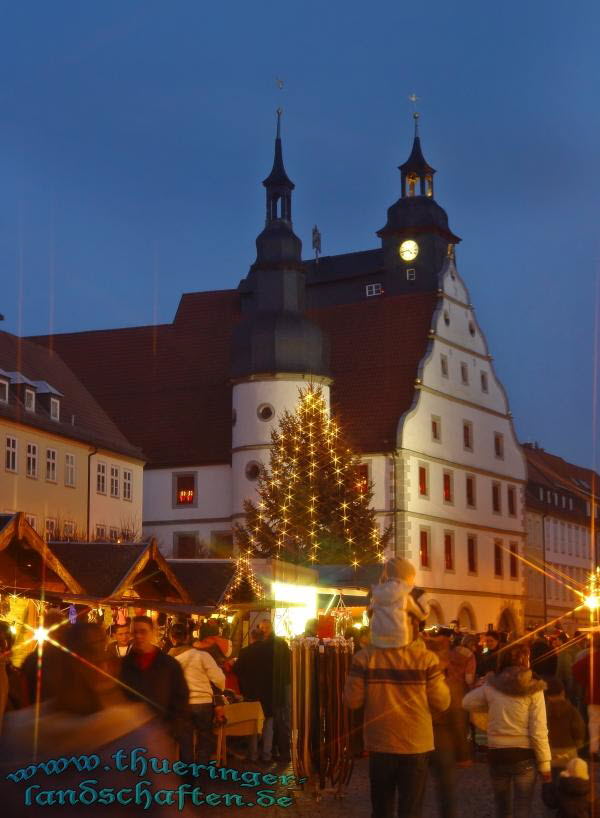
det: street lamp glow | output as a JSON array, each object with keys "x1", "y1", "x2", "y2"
[
  {"x1": 585, "y1": 594, "x2": 600, "y2": 611},
  {"x1": 33, "y1": 626, "x2": 49, "y2": 643}
]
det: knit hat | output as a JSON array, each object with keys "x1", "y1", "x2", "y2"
[
  {"x1": 383, "y1": 558, "x2": 416, "y2": 584},
  {"x1": 560, "y1": 757, "x2": 589, "y2": 781}
]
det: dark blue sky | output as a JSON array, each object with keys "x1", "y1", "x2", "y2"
[{"x1": 1, "y1": 1, "x2": 598, "y2": 469}]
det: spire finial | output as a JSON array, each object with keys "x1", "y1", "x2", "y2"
[
  {"x1": 276, "y1": 107, "x2": 282, "y2": 139},
  {"x1": 409, "y1": 93, "x2": 420, "y2": 137}
]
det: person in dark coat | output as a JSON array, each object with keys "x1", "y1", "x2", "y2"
[
  {"x1": 530, "y1": 635, "x2": 558, "y2": 679},
  {"x1": 120, "y1": 615, "x2": 189, "y2": 741},
  {"x1": 542, "y1": 757, "x2": 593, "y2": 818},
  {"x1": 476, "y1": 630, "x2": 501, "y2": 678}
]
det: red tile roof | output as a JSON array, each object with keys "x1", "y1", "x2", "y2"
[
  {"x1": 0, "y1": 331, "x2": 143, "y2": 459},
  {"x1": 523, "y1": 444, "x2": 600, "y2": 501},
  {"x1": 29, "y1": 289, "x2": 437, "y2": 467}
]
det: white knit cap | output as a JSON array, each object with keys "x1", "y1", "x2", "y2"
[{"x1": 560, "y1": 757, "x2": 589, "y2": 781}]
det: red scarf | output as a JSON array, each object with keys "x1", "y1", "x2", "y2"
[{"x1": 134, "y1": 647, "x2": 159, "y2": 671}]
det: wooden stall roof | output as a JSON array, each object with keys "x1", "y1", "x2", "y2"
[
  {"x1": 49, "y1": 538, "x2": 192, "y2": 605},
  {"x1": 0, "y1": 512, "x2": 84, "y2": 596},
  {"x1": 168, "y1": 559, "x2": 264, "y2": 609}
]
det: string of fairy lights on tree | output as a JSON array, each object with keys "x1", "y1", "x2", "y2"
[{"x1": 236, "y1": 383, "x2": 391, "y2": 566}]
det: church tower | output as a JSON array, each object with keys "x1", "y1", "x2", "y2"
[
  {"x1": 231, "y1": 111, "x2": 330, "y2": 523},
  {"x1": 378, "y1": 113, "x2": 461, "y2": 292}
]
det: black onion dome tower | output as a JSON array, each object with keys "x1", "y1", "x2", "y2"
[
  {"x1": 232, "y1": 110, "x2": 329, "y2": 379},
  {"x1": 377, "y1": 113, "x2": 461, "y2": 293}
]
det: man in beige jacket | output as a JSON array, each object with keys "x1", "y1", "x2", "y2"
[{"x1": 344, "y1": 632, "x2": 450, "y2": 818}]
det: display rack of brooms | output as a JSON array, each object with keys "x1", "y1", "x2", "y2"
[{"x1": 291, "y1": 637, "x2": 355, "y2": 798}]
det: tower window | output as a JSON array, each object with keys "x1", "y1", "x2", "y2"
[
  {"x1": 365, "y1": 283, "x2": 383, "y2": 297},
  {"x1": 173, "y1": 473, "x2": 197, "y2": 507},
  {"x1": 440, "y1": 355, "x2": 449, "y2": 378},
  {"x1": 468, "y1": 321, "x2": 476, "y2": 337},
  {"x1": 407, "y1": 173, "x2": 418, "y2": 196},
  {"x1": 460, "y1": 362, "x2": 469, "y2": 385},
  {"x1": 481, "y1": 372, "x2": 489, "y2": 393},
  {"x1": 444, "y1": 310, "x2": 450, "y2": 326},
  {"x1": 245, "y1": 461, "x2": 261, "y2": 482},
  {"x1": 425, "y1": 175, "x2": 433, "y2": 197},
  {"x1": 406, "y1": 269, "x2": 416, "y2": 282},
  {"x1": 494, "y1": 432, "x2": 504, "y2": 459},
  {"x1": 431, "y1": 415, "x2": 441, "y2": 442},
  {"x1": 257, "y1": 403, "x2": 275, "y2": 422}
]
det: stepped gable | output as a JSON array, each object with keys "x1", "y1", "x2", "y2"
[{"x1": 30, "y1": 287, "x2": 437, "y2": 466}]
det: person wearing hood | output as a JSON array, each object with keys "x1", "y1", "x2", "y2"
[
  {"x1": 463, "y1": 642, "x2": 551, "y2": 818},
  {"x1": 369, "y1": 558, "x2": 429, "y2": 649},
  {"x1": 542, "y1": 757, "x2": 594, "y2": 818}
]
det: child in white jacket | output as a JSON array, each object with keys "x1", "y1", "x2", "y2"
[{"x1": 369, "y1": 558, "x2": 429, "y2": 648}]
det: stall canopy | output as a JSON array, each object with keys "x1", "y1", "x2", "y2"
[
  {"x1": 316, "y1": 564, "x2": 381, "y2": 605},
  {"x1": 0, "y1": 512, "x2": 84, "y2": 597},
  {"x1": 168, "y1": 559, "x2": 262, "y2": 609}
]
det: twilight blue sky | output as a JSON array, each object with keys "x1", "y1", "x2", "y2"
[{"x1": 0, "y1": 1, "x2": 599, "y2": 468}]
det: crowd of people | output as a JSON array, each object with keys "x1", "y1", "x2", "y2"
[
  {"x1": 343, "y1": 556, "x2": 598, "y2": 818},
  {"x1": 0, "y1": 561, "x2": 598, "y2": 817}
]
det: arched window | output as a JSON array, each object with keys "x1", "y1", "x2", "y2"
[
  {"x1": 457, "y1": 604, "x2": 476, "y2": 632},
  {"x1": 407, "y1": 173, "x2": 418, "y2": 197},
  {"x1": 426, "y1": 601, "x2": 444, "y2": 626}
]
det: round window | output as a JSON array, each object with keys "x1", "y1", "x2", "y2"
[
  {"x1": 444, "y1": 310, "x2": 450, "y2": 326},
  {"x1": 245, "y1": 461, "x2": 261, "y2": 481},
  {"x1": 257, "y1": 403, "x2": 275, "y2": 422}
]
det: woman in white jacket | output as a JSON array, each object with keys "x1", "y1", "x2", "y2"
[{"x1": 462, "y1": 642, "x2": 551, "y2": 818}]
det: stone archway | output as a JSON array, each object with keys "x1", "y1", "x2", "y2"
[
  {"x1": 457, "y1": 603, "x2": 476, "y2": 632},
  {"x1": 426, "y1": 601, "x2": 444, "y2": 626},
  {"x1": 498, "y1": 607, "x2": 517, "y2": 636}
]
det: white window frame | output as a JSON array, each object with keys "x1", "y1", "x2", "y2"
[
  {"x1": 26, "y1": 443, "x2": 38, "y2": 478},
  {"x1": 0, "y1": 379, "x2": 8, "y2": 404},
  {"x1": 63, "y1": 521, "x2": 75, "y2": 539},
  {"x1": 24, "y1": 388, "x2": 35, "y2": 412},
  {"x1": 109, "y1": 527, "x2": 119, "y2": 542},
  {"x1": 95, "y1": 524, "x2": 106, "y2": 541},
  {"x1": 365, "y1": 283, "x2": 383, "y2": 298},
  {"x1": 96, "y1": 462, "x2": 107, "y2": 494},
  {"x1": 110, "y1": 465, "x2": 120, "y2": 498},
  {"x1": 45, "y1": 518, "x2": 56, "y2": 541},
  {"x1": 123, "y1": 469, "x2": 132, "y2": 502},
  {"x1": 65, "y1": 453, "x2": 76, "y2": 487},
  {"x1": 45, "y1": 448, "x2": 57, "y2": 482},
  {"x1": 5, "y1": 436, "x2": 17, "y2": 473},
  {"x1": 406, "y1": 268, "x2": 416, "y2": 281},
  {"x1": 50, "y1": 397, "x2": 60, "y2": 421},
  {"x1": 25, "y1": 514, "x2": 37, "y2": 531}
]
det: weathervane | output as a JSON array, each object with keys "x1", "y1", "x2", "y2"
[
  {"x1": 275, "y1": 77, "x2": 285, "y2": 134},
  {"x1": 409, "y1": 92, "x2": 420, "y2": 136}
]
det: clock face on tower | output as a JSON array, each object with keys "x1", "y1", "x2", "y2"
[{"x1": 399, "y1": 239, "x2": 419, "y2": 261}]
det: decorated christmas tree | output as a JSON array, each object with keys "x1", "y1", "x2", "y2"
[{"x1": 235, "y1": 384, "x2": 391, "y2": 565}]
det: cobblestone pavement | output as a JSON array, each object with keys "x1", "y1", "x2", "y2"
[{"x1": 201, "y1": 756, "x2": 600, "y2": 817}]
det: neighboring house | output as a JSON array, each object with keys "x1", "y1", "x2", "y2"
[
  {"x1": 0, "y1": 331, "x2": 144, "y2": 540},
  {"x1": 29, "y1": 114, "x2": 527, "y2": 631},
  {"x1": 523, "y1": 443, "x2": 599, "y2": 631}
]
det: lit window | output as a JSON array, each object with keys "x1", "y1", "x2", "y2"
[
  {"x1": 176, "y1": 474, "x2": 195, "y2": 506},
  {"x1": 492, "y1": 481, "x2": 502, "y2": 513},
  {"x1": 24, "y1": 388, "x2": 35, "y2": 412},
  {"x1": 365, "y1": 283, "x2": 383, "y2": 297},
  {"x1": 26, "y1": 443, "x2": 38, "y2": 478},
  {"x1": 110, "y1": 466, "x2": 120, "y2": 498},
  {"x1": 444, "y1": 532, "x2": 454, "y2": 571},
  {"x1": 5, "y1": 437, "x2": 17, "y2": 472},
  {"x1": 481, "y1": 372, "x2": 489, "y2": 393},
  {"x1": 45, "y1": 449, "x2": 57, "y2": 482},
  {"x1": 45, "y1": 518, "x2": 56, "y2": 541},
  {"x1": 355, "y1": 464, "x2": 369, "y2": 494},
  {"x1": 418, "y1": 465, "x2": 428, "y2": 498},
  {"x1": 507, "y1": 485, "x2": 517, "y2": 517},
  {"x1": 0, "y1": 380, "x2": 8, "y2": 404},
  {"x1": 460, "y1": 362, "x2": 469, "y2": 385},
  {"x1": 440, "y1": 355, "x2": 449, "y2": 378},
  {"x1": 65, "y1": 453, "x2": 75, "y2": 487},
  {"x1": 50, "y1": 397, "x2": 60, "y2": 421},
  {"x1": 96, "y1": 462, "x2": 106, "y2": 494},
  {"x1": 494, "y1": 433, "x2": 504, "y2": 459},
  {"x1": 431, "y1": 416, "x2": 441, "y2": 442},
  {"x1": 95, "y1": 525, "x2": 106, "y2": 541},
  {"x1": 443, "y1": 471, "x2": 454, "y2": 504},
  {"x1": 463, "y1": 421, "x2": 473, "y2": 451},
  {"x1": 467, "y1": 535, "x2": 477, "y2": 574},
  {"x1": 419, "y1": 529, "x2": 430, "y2": 568},
  {"x1": 123, "y1": 469, "x2": 132, "y2": 501},
  {"x1": 494, "y1": 541, "x2": 503, "y2": 577},
  {"x1": 466, "y1": 475, "x2": 476, "y2": 508},
  {"x1": 509, "y1": 543, "x2": 518, "y2": 579}
]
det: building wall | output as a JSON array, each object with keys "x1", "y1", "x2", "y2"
[
  {"x1": 88, "y1": 451, "x2": 144, "y2": 541},
  {"x1": 397, "y1": 257, "x2": 527, "y2": 633},
  {"x1": 0, "y1": 418, "x2": 143, "y2": 540}
]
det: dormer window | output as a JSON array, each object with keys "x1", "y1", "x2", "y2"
[
  {"x1": 50, "y1": 397, "x2": 60, "y2": 421},
  {"x1": 24, "y1": 388, "x2": 35, "y2": 412},
  {"x1": 0, "y1": 380, "x2": 7, "y2": 404}
]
